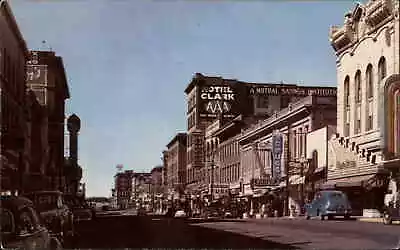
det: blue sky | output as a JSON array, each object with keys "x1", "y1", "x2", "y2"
[{"x1": 10, "y1": 0, "x2": 357, "y2": 197}]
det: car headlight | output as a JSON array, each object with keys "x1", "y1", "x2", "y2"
[{"x1": 325, "y1": 201, "x2": 331, "y2": 209}]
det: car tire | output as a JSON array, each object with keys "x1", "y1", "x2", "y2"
[
  {"x1": 327, "y1": 215, "x2": 334, "y2": 220},
  {"x1": 383, "y1": 212, "x2": 392, "y2": 225},
  {"x1": 49, "y1": 237, "x2": 63, "y2": 250},
  {"x1": 344, "y1": 214, "x2": 350, "y2": 220},
  {"x1": 316, "y1": 209, "x2": 324, "y2": 220}
]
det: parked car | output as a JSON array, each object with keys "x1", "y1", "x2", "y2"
[
  {"x1": 174, "y1": 209, "x2": 187, "y2": 218},
  {"x1": 0, "y1": 195, "x2": 62, "y2": 250},
  {"x1": 23, "y1": 191, "x2": 74, "y2": 243},
  {"x1": 64, "y1": 195, "x2": 94, "y2": 222},
  {"x1": 304, "y1": 190, "x2": 352, "y2": 220},
  {"x1": 204, "y1": 208, "x2": 221, "y2": 219},
  {"x1": 138, "y1": 207, "x2": 147, "y2": 216}
]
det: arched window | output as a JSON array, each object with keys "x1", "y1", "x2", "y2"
[
  {"x1": 355, "y1": 70, "x2": 362, "y2": 103},
  {"x1": 366, "y1": 64, "x2": 373, "y2": 99},
  {"x1": 378, "y1": 56, "x2": 387, "y2": 83},
  {"x1": 366, "y1": 64, "x2": 374, "y2": 131},
  {"x1": 344, "y1": 76, "x2": 350, "y2": 107}
]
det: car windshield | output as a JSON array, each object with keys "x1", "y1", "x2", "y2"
[
  {"x1": 326, "y1": 192, "x2": 349, "y2": 203},
  {"x1": 35, "y1": 195, "x2": 58, "y2": 211}
]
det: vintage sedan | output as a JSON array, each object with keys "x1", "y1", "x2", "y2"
[
  {"x1": 23, "y1": 191, "x2": 74, "y2": 242},
  {"x1": 0, "y1": 195, "x2": 62, "y2": 250},
  {"x1": 305, "y1": 190, "x2": 352, "y2": 220},
  {"x1": 64, "y1": 195, "x2": 94, "y2": 222}
]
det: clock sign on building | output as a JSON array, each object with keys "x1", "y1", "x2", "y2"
[{"x1": 26, "y1": 51, "x2": 48, "y2": 105}]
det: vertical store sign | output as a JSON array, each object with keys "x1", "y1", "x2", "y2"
[{"x1": 272, "y1": 132, "x2": 283, "y2": 180}]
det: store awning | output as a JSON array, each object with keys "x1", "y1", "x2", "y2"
[
  {"x1": 289, "y1": 175, "x2": 305, "y2": 185},
  {"x1": 314, "y1": 166, "x2": 325, "y2": 174},
  {"x1": 324, "y1": 174, "x2": 376, "y2": 188},
  {"x1": 253, "y1": 189, "x2": 269, "y2": 198}
]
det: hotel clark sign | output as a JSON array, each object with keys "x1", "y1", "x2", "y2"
[{"x1": 199, "y1": 85, "x2": 238, "y2": 118}]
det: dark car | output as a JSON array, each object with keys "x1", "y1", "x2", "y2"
[
  {"x1": 305, "y1": 190, "x2": 352, "y2": 220},
  {"x1": 64, "y1": 195, "x2": 95, "y2": 222},
  {"x1": 0, "y1": 195, "x2": 62, "y2": 250},
  {"x1": 138, "y1": 207, "x2": 147, "y2": 216},
  {"x1": 23, "y1": 191, "x2": 74, "y2": 243}
]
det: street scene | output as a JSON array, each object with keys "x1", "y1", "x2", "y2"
[{"x1": 2, "y1": 0, "x2": 400, "y2": 249}]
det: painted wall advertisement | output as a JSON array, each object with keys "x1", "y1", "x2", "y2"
[
  {"x1": 199, "y1": 85, "x2": 239, "y2": 118},
  {"x1": 272, "y1": 133, "x2": 283, "y2": 180},
  {"x1": 249, "y1": 86, "x2": 337, "y2": 97}
]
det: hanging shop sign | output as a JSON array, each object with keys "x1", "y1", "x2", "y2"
[
  {"x1": 272, "y1": 133, "x2": 283, "y2": 179},
  {"x1": 250, "y1": 178, "x2": 277, "y2": 189}
]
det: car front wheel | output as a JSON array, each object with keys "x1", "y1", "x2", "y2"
[{"x1": 383, "y1": 212, "x2": 392, "y2": 225}]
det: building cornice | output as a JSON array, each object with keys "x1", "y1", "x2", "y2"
[
  {"x1": 239, "y1": 95, "x2": 315, "y2": 145},
  {"x1": 166, "y1": 132, "x2": 187, "y2": 149},
  {"x1": 336, "y1": 19, "x2": 394, "y2": 63},
  {"x1": 1, "y1": 0, "x2": 28, "y2": 55},
  {"x1": 330, "y1": 0, "x2": 396, "y2": 54}
]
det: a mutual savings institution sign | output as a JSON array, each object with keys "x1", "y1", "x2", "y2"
[{"x1": 199, "y1": 85, "x2": 237, "y2": 119}]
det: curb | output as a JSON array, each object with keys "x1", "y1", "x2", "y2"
[
  {"x1": 357, "y1": 217, "x2": 400, "y2": 224},
  {"x1": 357, "y1": 217, "x2": 383, "y2": 223}
]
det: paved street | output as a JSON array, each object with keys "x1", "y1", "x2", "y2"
[
  {"x1": 65, "y1": 212, "x2": 400, "y2": 249},
  {"x1": 196, "y1": 217, "x2": 400, "y2": 249},
  {"x1": 67, "y1": 213, "x2": 295, "y2": 249}
]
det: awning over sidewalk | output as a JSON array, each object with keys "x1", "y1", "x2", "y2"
[
  {"x1": 289, "y1": 175, "x2": 305, "y2": 185},
  {"x1": 325, "y1": 174, "x2": 376, "y2": 188}
]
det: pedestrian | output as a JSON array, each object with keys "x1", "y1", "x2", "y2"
[{"x1": 261, "y1": 203, "x2": 266, "y2": 218}]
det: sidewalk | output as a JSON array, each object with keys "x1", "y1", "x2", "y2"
[{"x1": 242, "y1": 215, "x2": 397, "y2": 224}]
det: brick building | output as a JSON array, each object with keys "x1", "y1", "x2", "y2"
[
  {"x1": 151, "y1": 165, "x2": 164, "y2": 212},
  {"x1": 239, "y1": 93, "x2": 337, "y2": 216},
  {"x1": 114, "y1": 170, "x2": 134, "y2": 209},
  {"x1": 327, "y1": 0, "x2": 400, "y2": 216},
  {"x1": 25, "y1": 50, "x2": 70, "y2": 192},
  {"x1": 184, "y1": 73, "x2": 297, "y2": 197},
  {"x1": 165, "y1": 133, "x2": 187, "y2": 199},
  {"x1": 184, "y1": 73, "x2": 337, "y2": 207},
  {"x1": 0, "y1": 0, "x2": 29, "y2": 194}
]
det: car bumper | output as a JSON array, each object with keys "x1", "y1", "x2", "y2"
[{"x1": 325, "y1": 210, "x2": 352, "y2": 216}]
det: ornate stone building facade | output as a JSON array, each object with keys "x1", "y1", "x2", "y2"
[{"x1": 327, "y1": 0, "x2": 400, "y2": 215}]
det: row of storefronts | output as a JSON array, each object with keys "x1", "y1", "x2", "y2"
[{"x1": 156, "y1": 0, "x2": 400, "y2": 218}]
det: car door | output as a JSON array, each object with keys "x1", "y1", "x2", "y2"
[
  {"x1": 16, "y1": 207, "x2": 49, "y2": 250},
  {"x1": 309, "y1": 193, "x2": 322, "y2": 216},
  {"x1": 1, "y1": 208, "x2": 24, "y2": 249}
]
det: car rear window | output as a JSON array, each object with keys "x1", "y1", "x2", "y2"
[
  {"x1": 328, "y1": 192, "x2": 348, "y2": 201},
  {"x1": 36, "y1": 195, "x2": 58, "y2": 211}
]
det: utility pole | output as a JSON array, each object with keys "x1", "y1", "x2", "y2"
[{"x1": 210, "y1": 152, "x2": 215, "y2": 202}]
